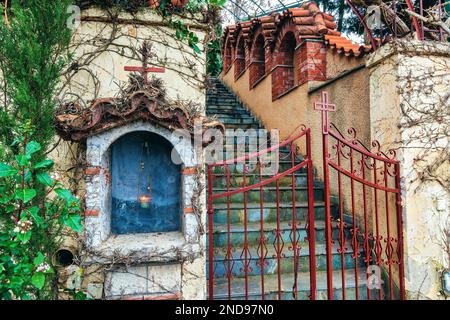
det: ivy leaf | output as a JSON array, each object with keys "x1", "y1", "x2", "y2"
[
  {"x1": 27, "y1": 206, "x2": 44, "y2": 227},
  {"x1": 74, "y1": 291, "x2": 88, "y2": 300},
  {"x1": 36, "y1": 172, "x2": 53, "y2": 187},
  {"x1": 33, "y1": 252, "x2": 44, "y2": 267},
  {"x1": 15, "y1": 155, "x2": 29, "y2": 166},
  {"x1": 192, "y1": 43, "x2": 201, "y2": 55},
  {"x1": 25, "y1": 141, "x2": 41, "y2": 156},
  {"x1": 33, "y1": 160, "x2": 54, "y2": 170},
  {"x1": 63, "y1": 214, "x2": 83, "y2": 233},
  {"x1": 31, "y1": 272, "x2": 45, "y2": 289},
  {"x1": 15, "y1": 189, "x2": 36, "y2": 203},
  {"x1": 55, "y1": 188, "x2": 78, "y2": 205},
  {"x1": 0, "y1": 163, "x2": 17, "y2": 178},
  {"x1": 0, "y1": 194, "x2": 13, "y2": 204},
  {"x1": 17, "y1": 231, "x2": 32, "y2": 244}
]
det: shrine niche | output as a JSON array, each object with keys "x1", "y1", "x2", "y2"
[
  {"x1": 110, "y1": 131, "x2": 181, "y2": 234},
  {"x1": 55, "y1": 41, "x2": 223, "y2": 299}
]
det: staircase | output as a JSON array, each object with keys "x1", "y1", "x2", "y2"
[{"x1": 206, "y1": 77, "x2": 371, "y2": 300}]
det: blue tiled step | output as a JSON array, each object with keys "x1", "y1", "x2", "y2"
[
  {"x1": 211, "y1": 174, "x2": 310, "y2": 188},
  {"x1": 209, "y1": 268, "x2": 374, "y2": 300},
  {"x1": 211, "y1": 186, "x2": 324, "y2": 204},
  {"x1": 208, "y1": 242, "x2": 365, "y2": 277},
  {"x1": 210, "y1": 200, "x2": 329, "y2": 224},
  {"x1": 209, "y1": 219, "x2": 353, "y2": 246}
]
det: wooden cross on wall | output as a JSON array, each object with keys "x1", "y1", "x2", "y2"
[
  {"x1": 124, "y1": 41, "x2": 165, "y2": 85},
  {"x1": 314, "y1": 91, "x2": 336, "y2": 134}
]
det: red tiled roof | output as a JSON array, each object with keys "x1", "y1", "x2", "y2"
[
  {"x1": 224, "y1": 1, "x2": 372, "y2": 58},
  {"x1": 324, "y1": 34, "x2": 372, "y2": 57}
]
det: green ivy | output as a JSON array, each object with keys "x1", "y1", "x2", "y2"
[{"x1": 0, "y1": 125, "x2": 82, "y2": 300}]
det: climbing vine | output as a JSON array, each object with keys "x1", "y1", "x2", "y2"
[{"x1": 75, "y1": 0, "x2": 226, "y2": 72}]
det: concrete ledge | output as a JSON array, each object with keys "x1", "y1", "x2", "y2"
[{"x1": 366, "y1": 39, "x2": 450, "y2": 69}]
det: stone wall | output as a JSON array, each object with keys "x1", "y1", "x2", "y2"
[
  {"x1": 367, "y1": 40, "x2": 450, "y2": 300},
  {"x1": 50, "y1": 7, "x2": 209, "y2": 300}
]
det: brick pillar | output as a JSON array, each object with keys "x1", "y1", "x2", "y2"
[
  {"x1": 296, "y1": 40, "x2": 327, "y2": 86},
  {"x1": 265, "y1": 44, "x2": 272, "y2": 74}
]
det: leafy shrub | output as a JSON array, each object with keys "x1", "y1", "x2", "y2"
[{"x1": 0, "y1": 126, "x2": 82, "y2": 300}]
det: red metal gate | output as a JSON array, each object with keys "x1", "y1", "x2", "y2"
[
  {"x1": 316, "y1": 91, "x2": 405, "y2": 300},
  {"x1": 207, "y1": 91, "x2": 405, "y2": 300},
  {"x1": 207, "y1": 128, "x2": 316, "y2": 300}
]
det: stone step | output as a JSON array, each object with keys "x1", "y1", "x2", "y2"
[
  {"x1": 223, "y1": 124, "x2": 263, "y2": 130},
  {"x1": 211, "y1": 173, "x2": 310, "y2": 189},
  {"x1": 206, "y1": 107, "x2": 249, "y2": 114},
  {"x1": 212, "y1": 113, "x2": 256, "y2": 121},
  {"x1": 215, "y1": 118, "x2": 260, "y2": 126},
  {"x1": 209, "y1": 268, "x2": 374, "y2": 300},
  {"x1": 209, "y1": 219, "x2": 354, "y2": 247},
  {"x1": 209, "y1": 160, "x2": 309, "y2": 175},
  {"x1": 212, "y1": 186, "x2": 324, "y2": 202},
  {"x1": 208, "y1": 242, "x2": 365, "y2": 278},
  {"x1": 209, "y1": 201, "x2": 337, "y2": 225}
]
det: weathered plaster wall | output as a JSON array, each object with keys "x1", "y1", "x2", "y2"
[
  {"x1": 367, "y1": 40, "x2": 450, "y2": 300},
  {"x1": 50, "y1": 7, "x2": 208, "y2": 300}
]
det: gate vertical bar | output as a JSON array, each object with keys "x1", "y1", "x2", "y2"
[
  {"x1": 243, "y1": 162, "x2": 249, "y2": 299},
  {"x1": 258, "y1": 160, "x2": 266, "y2": 300},
  {"x1": 383, "y1": 162, "x2": 394, "y2": 299},
  {"x1": 350, "y1": 149, "x2": 359, "y2": 300},
  {"x1": 208, "y1": 165, "x2": 214, "y2": 300},
  {"x1": 361, "y1": 156, "x2": 371, "y2": 300},
  {"x1": 290, "y1": 142, "x2": 299, "y2": 299},
  {"x1": 395, "y1": 163, "x2": 406, "y2": 300},
  {"x1": 276, "y1": 178, "x2": 282, "y2": 300},
  {"x1": 226, "y1": 164, "x2": 232, "y2": 300},
  {"x1": 314, "y1": 91, "x2": 336, "y2": 300},
  {"x1": 306, "y1": 129, "x2": 316, "y2": 300}
]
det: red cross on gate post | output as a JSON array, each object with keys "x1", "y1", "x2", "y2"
[
  {"x1": 314, "y1": 91, "x2": 336, "y2": 134},
  {"x1": 124, "y1": 41, "x2": 165, "y2": 85}
]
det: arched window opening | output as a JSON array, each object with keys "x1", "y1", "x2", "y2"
[
  {"x1": 249, "y1": 34, "x2": 266, "y2": 89},
  {"x1": 110, "y1": 131, "x2": 181, "y2": 234},
  {"x1": 234, "y1": 37, "x2": 246, "y2": 80},
  {"x1": 224, "y1": 40, "x2": 232, "y2": 73},
  {"x1": 272, "y1": 32, "x2": 297, "y2": 100}
]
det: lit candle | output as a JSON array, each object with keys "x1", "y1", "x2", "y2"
[{"x1": 138, "y1": 195, "x2": 152, "y2": 208}]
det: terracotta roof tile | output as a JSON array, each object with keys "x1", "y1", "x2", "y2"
[
  {"x1": 223, "y1": 1, "x2": 372, "y2": 58},
  {"x1": 324, "y1": 34, "x2": 372, "y2": 57}
]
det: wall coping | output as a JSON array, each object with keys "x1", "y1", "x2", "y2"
[
  {"x1": 81, "y1": 7, "x2": 207, "y2": 31},
  {"x1": 366, "y1": 39, "x2": 450, "y2": 69}
]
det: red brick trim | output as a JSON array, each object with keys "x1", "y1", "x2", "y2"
[
  {"x1": 85, "y1": 167, "x2": 101, "y2": 175},
  {"x1": 181, "y1": 167, "x2": 198, "y2": 175},
  {"x1": 85, "y1": 209, "x2": 100, "y2": 217}
]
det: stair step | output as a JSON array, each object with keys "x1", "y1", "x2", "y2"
[
  {"x1": 211, "y1": 186, "x2": 324, "y2": 205},
  {"x1": 211, "y1": 174, "x2": 310, "y2": 188},
  {"x1": 208, "y1": 242, "x2": 365, "y2": 277},
  {"x1": 211, "y1": 200, "x2": 328, "y2": 224},
  {"x1": 209, "y1": 268, "x2": 374, "y2": 300},
  {"x1": 210, "y1": 218, "x2": 355, "y2": 247}
]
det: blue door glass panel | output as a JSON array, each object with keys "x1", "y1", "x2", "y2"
[{"x1": 111, "y1": 131, "x2": 181, "y2": 234}]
